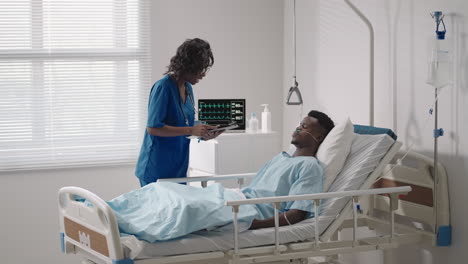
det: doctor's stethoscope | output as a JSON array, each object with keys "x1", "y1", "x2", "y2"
[{"x1": 178, "y1": 85, "x2": 196, "y2": 126}]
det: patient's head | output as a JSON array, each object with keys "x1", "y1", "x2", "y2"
[{"x1": 291, "y1": 110, "x2": 334, "y2": 157}]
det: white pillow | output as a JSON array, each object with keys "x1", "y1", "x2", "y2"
[{"x1": 316, "y1": 118, "x2": 354, "y2": 191}]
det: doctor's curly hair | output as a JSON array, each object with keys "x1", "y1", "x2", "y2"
[{"x1": 164, "y1": 38, "x2": 214, "y2": 79}]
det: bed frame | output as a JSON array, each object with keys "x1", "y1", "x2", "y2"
[{"x1": 58, "y1": 141, "x2": 451, "y2": 264}]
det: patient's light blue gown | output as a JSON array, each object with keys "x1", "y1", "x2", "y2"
[
  {"x1": 242, "y1": 152, "x2": 323, "y2": 219},
  {"x1": 108, "y1": 152, "x2": 323, "y2": 242}
]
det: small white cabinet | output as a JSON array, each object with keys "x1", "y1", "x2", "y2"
[{"x1": 189, "y1": 132, "x2": 281, "y2": 175}]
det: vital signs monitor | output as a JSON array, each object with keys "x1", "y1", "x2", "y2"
[{"x1": 198, "y1": 99, "x2": 245, "y2": 132}]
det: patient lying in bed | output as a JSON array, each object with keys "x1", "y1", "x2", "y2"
[{"x1": 108, "y1": 110, "x2": 334, "y2": 242}]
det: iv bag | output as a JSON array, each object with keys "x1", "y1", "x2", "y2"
[{"x1": 426, "y1": 37, "x2": 452, "y2": 88}]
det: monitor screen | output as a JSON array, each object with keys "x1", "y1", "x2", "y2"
[{"x1": 198, "y1": 99, "x2": 246, "y2": 131}]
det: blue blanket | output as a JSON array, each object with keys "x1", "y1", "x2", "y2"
[
  {"x1": 108, "y1": 153, "x2": 323, "y2": 242},
  {"x1": 108, "y1": 182, "x2": 259, "y2": 242}
]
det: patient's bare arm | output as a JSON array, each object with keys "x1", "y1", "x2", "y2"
[{"x1": 249, "y1": 209, "x2": 308, "y2": 230}]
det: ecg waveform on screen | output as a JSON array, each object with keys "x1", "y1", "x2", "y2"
[{"x1": 198, "y1": 100, "x2": 245, "y2": 125}]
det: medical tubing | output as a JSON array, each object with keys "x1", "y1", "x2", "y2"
[
  {"x1": 399, "y1": 86, "x2": 445, "y2": 162},
  {"x1": 283, "y1": 212, "x2": 292, "y2": 225},
  {"x1": 295, "y1": 129, "x2": 319, "y2": 143},
  {"x1": 379, "y1": 86, "x2": 447, "y2": 180}
]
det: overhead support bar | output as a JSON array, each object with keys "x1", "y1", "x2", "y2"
[{"x1": 344, "y1": 0, "x2": 375, "y2": 126}]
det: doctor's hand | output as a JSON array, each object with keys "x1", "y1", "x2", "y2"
[
  {"x1": 202, "y1": 130, "x2": 224, "y2": 141},
  {"x1": 190, "y1": 124, "x2": 216, "y2": 138}
]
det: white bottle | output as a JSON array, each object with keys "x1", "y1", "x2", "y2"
[
  {"x1": 247, "y1": 112, "x2": 259, "y2": 133},
  {"x1": 261, "y1": 104, "x2": 271, "y2": 133}
]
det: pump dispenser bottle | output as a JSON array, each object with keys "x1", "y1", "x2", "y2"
[{"x1": 261, "y1": 104, "x2": 271, "y2": 133}]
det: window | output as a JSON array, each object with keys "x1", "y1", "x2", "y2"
[{"x1": 0, "y1": 0, "x2": 151, "y2": 170}]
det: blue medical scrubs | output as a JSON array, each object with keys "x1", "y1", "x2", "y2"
[{"x1": 135, "y1": 75, "x2": 195, "y2": 186}]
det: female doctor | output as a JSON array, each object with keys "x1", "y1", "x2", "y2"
[{"x1": 135, "y1": 38, "x2": 221, "y2": 187}]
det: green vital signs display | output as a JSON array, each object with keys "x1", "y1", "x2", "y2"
[{"x1": 198, "y1": 99, "x2": 245, "y2": 131}]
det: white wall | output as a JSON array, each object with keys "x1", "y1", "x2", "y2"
[
  {"x1": 283, "y1": 0, "x2": 468, "y2": 263},
  {"x1": 0, "y1": 1, "x2": 284, "y2": 264}
]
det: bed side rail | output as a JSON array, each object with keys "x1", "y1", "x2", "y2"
[
  {"x1": 373, "y1": 150, "x2": 451, "y2": 246},
  {"x1": 158, "y1": 172, "x2": 256, "y2": 188},
  {"x1": 58, "y1": 187, "x2": 128, "y2": 264},
  {"x1": 225, "y1": 186, "x2": 411, "y2": 258}
]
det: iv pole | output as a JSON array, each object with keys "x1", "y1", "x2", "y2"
[{"x1": 429, "y1": 10, "x2": 447, "y2": 233}]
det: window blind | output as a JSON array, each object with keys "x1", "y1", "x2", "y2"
[{"x1": 0, "y1": 0, "x2": 151, "y2": 170}]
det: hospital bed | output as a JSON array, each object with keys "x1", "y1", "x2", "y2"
[{"x1": 58, "y1": 132, "x2": 451, "y2": 264}]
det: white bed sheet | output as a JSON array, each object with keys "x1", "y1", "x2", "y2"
[{"x1": 121, "y1": 133, "x2": 395, "y2": 259}]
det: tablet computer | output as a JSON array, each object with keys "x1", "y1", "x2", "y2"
[{"x1": 209, "y1": 122, "x2": 239, "y2": 132}]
